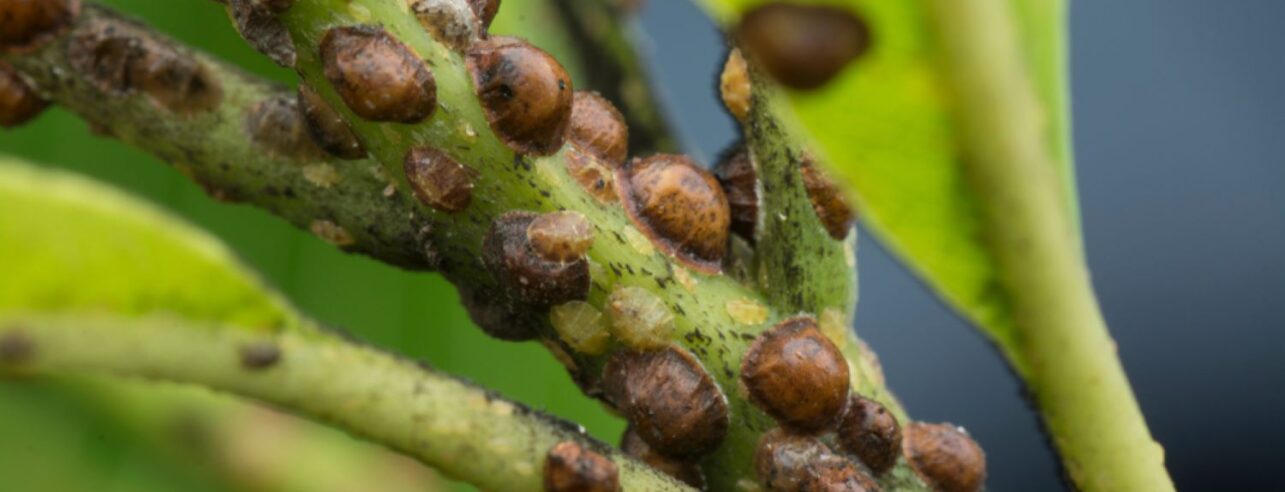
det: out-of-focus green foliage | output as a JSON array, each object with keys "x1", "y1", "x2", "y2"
[
  {"x1": 0, "y1": 158, "x2": 297, "y2": 329},
  {"x1": 694, "y1": 0, "x2": 1072, "y2": 353},
  {"x1": 0, "y1": 2, "x2": 619, "y2": 491}
]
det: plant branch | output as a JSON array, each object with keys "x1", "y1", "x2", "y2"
[
  {"x1": 5, "y1": 1, "x2": 928, "y2": 489},
  {"x1": 926, "y1": 1, "x2": 1173, "y2": 490},
  {"x1": 57, "y1": 378, "x2": 445, "y2": 492},
  {"x1": 3, "y1": 5, "x2": 435, "y2": 271},
  {"x1": 0, "y1": 313, "x2": 690, "y2": 492}
]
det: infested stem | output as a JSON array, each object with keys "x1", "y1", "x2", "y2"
[
  {"x1": 927, "y1": 1, "x2": 1174, "y2": 490},
  {"x1": 0, "y1": 312, "x2": 689, "y2": 492},
  {"x1": 6, "y1": 1, "x2": 930, "y2": 489}
]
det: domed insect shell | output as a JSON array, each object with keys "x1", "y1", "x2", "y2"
[
  {"x1": 467, "y1": 0, "x2": 500, "y2": 29},
  {"x1": 564, "y1": 145, "x2": 618, "y2": 203},
  {"x1": 904, "y1": 422, "x2": 987, "y2": 492},
  {"x1": 601, "y1": 346, "x2": 729, "y2": 459},
  {"x1": 0, "y1": 0, "x2": 79, "y2": 54},
  {"x1": 754, "y1": 428, "x2": 880, "y2": 492},
  {"x1": 616, "y1": 154, "x2": 731, "y2": 273},
  {"x1": 568, "y1": 91, "x2": 629, "y2": 165},
  {"x1": 467, "y1": 36, "x2": 573, "y2": 156},
  {"x1": 0, "y1": 62, "x2": 50, "y2": 128},
  {"x1": 320, "y1": 25, "x2": 437, "y2": 124},
  {"x1": 713, "y1": 142, "x2": 759, "y2": 241},
  {"x1": 459, "y1": 285, "x2": 541, "y2": 341},
  {"x1": 409, "y1": 0, "x2": 479, "y2": 51},
  {"x1": 245, "y1": 93, "x2": 325, "y2": 161},
  {"x1": 720, "y1": 47, "x2": 752, "y2": 122},
  {"x1": 741, "y1": 316, "x2": 850, "y2": 432},
  {"x1": 296, "y1": 84, "x2": 366, "y2": 159},
  {"x1": 543, "y1": 441, "x2": 620, "y2": 492},
  {"x1": 228, "y1": 0, "x2": 297, "y2": 68},
  {"x1": 837, "y1": 394, "x2": 902, "y2": 475},
  {"x1": 801, "y1": 155, "x2": 856, "y2": 240},
  {"x1": 620, "y1": 426, "x2": 705, "y2": 489},
  {"x1": 527, "y1": 210, "x2": 594, "y2": 263},
  {"x1": 404, "y1": 146, "x2": 479, "y2": 213},
  {"x1": 736, "y1": 3, "x2": 872, "y2": 90},
  {"x1": 482, "y1": 211, "x2": 590, "y2": 308},
  {"x1": 68, "y1": 17, "x2": 224, "y2": 114}
]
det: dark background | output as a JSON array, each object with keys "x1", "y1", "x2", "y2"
[{"x1": 1, "y1": 1, "x2": 1281, "y2": 491}]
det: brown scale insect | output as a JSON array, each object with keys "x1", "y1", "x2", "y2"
[
  {"x1": 0, "y1": 62, "x2": 49, "y2": 128},
  {"x1": 228, "y1": 0, "x2": 296, "y2": 68},
  {"x1": 754, "y1": 429, "x2": 880, "y2": 492},
  {"x1": 801, "y1": 157, "x2": 855, "y2": 240},
  {"x1": 0, "y1": 0, "x2": 79, "y2": 54},
  {"x1": 67, "y1": 16, "x2": 222, "y2": 114},
  {"x1": 238, "y1": 341, "x2": 282, "y2": 370},
  {"x1": 467, "y1": 36, "x2": 573, "y2": 156},
  {"x1": 837, "y1": 394, "x2": 902, "y2": 475},
  {"x1": 543, "y1": 441, "x2": 619, "y2": 492},
  {"x1": 320, "y1": 26, "x2": 437, "y2": 124},
  {"x1": 619, "y1": 426, "x2": 705, "y2": 489},
  {"x1": 468, "y1": 0, "x2": 500, "y2": 29},
  {"x1": 601, "y1": 346, "x2": 728, "y2": 459},
  {"x1": 296, "y1": 84, "x2": 366, "y2": 159},
  {"x1": 903, "y1": 422, "x2": 987, "y2": 492},
  {"x1": 616, "y1": 154, "x2": 731, "y2": 273},
  {"x1": 245, "y1": 94, "x2": 326, "y2": 160},
  {"x1": 713, "y1": 143, "x2": 758, "y2": 241},
  {"x1": 736, "y1": 3, "x2": 872, "y2": 90},
  {"x1": 564, "y1": 145, "x2": 617, "y2": 203},
  {"x1": 720, "y1": 48, "x2": 751, "y2": 122},
  {"x1": 568, "y1": 91, "x2": 628, "y2": 165},
  {"x1": 482, "y1": 211, "x2": 590, "y2": 308},
  {"x1": 409, "y1": 0, "x2": 479, "y2": 52},
  {"x1": 459, "y1": 286, "x2": 540, "y2": 341},
  {"x1": 527, "y1": 210, "x2": 594, "y2": 263},
  {"x1": 742, "y1": 316, "x2": 850, "y2": 432},
  {"x1": 0, "y1": 330, "x2": 34, "y2": 365},
  {"x1": 404, "y1": 146, "x2": 478, "y2": 213}
]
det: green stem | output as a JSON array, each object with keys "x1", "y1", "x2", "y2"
[
  {"x1": 5, "y1": 2, "x2": 927, "y2": 489},
  {"x1": 61, "y1": 378, "x2": 446, "y2": 492},
  {"x1": 926, "y1": 1, "x2": 1173, "y2": 490},
  {"x1": 3, "y1": 5, "x2": 433, "y2": 271},
  {"x1": 0, "y1": 313, "x2": 689, "y2": 492}
]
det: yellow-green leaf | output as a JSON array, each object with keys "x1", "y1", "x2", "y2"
[{"x1": 0, "y1": 156, "x2": 299, "y2": 330}]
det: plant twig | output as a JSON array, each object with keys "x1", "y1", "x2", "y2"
[
  {"x1": 927, "y1": 1, "x2": 1174, "y2": 490},
  {"x1": 0, "y1": 312, "x2": 690, "y2": 492},
  {"x1": 4, "y1": 2, "x2": 927, "y2": 489},
  {"x1": 3, "y1": 5, "x2": 434, "y2": 271}
]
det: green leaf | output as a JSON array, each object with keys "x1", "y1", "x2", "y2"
[
  {"x1": 0, "y1": 156, "x2": 299, "y2": 330},
  {"x1": 695, "y1": 0, "x2": 1073, "y2": 348}
]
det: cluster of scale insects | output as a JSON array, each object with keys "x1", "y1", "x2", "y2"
[{"x1": 0, "y1": 0, "x2": 988, "y2": 490}]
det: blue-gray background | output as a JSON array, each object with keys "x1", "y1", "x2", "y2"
[
  {"x1": 639, "y1": 1, "x2": 1284, "y2": 490},
  {"x1": 0, "y1": 1, "x2": 1280, "y2": 491}
]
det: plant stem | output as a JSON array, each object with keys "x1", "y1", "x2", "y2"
[
  {"x1": 5, "y1": 2, "x2": 928, "y2": 488},
  {"x1": 927, "y1": 1, "x2": 1174, "y2": 490},
  {"x1": 0, "y1": 313, "x2": 690, "y2": 492},
  {"x1": 3, "y1": 5, "x2": 434, "y2": 271},
  {"x1": 61, "y1": 378, "x2": 446, "y2": 492}
]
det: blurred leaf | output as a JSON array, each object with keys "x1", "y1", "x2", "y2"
[
  {"x1": 0, "y1": 156, "x2": 298, "y2": 330},
  {"x1": 695, "y1": 0, "x2": 1072, "y2": 347}
]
